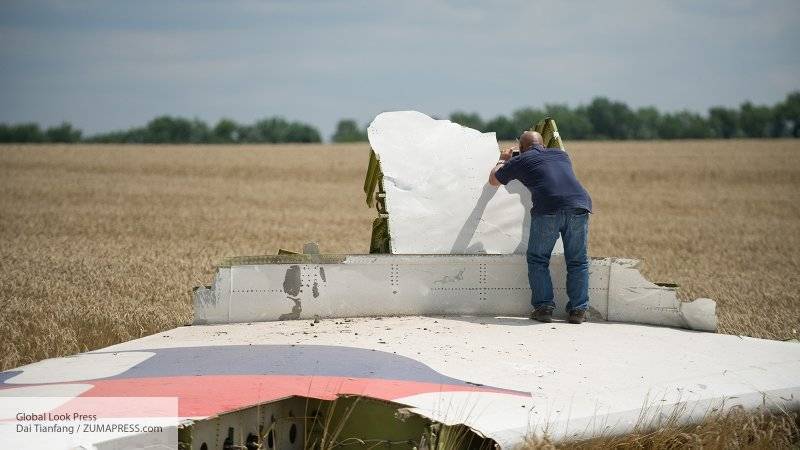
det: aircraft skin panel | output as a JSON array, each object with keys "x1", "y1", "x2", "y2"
[
  {"x1": 195, "y1": 254, "x2": 716, "y2": 331},
  {"x1": 367, "y1": 110, "x2": 534, "y2": 255},
  {"x1": 1, "y1": 316, "x2": 798, "y2": 447},
  {"x1": 67, "y1": 375, "x2": 523, "y2": 418}
]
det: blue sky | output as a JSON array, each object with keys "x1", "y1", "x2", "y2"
[{"x1": 1, "y1": 0, "x2": 798, "y2": 139}]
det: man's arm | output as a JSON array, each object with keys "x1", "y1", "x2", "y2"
[{"x1": 488, "y1": 147, "x2": 515, "y2": 187}]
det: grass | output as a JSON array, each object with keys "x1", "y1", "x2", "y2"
[
  {"x1": 524, "y1": 406, "x2": 799, "y2": 449},
  {"x1": 571, "y1": 140, "x2": 800, "y2": 342},
  {"x1": 1, "y1": 140, "x2": 798, "y2": 447},
  {"x1": 1, "y1": 140, "x2": 798, "y2": 370}
]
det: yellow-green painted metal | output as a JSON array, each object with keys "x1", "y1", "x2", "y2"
[
  {"x1": 364, "y1": 148, "x2": 391, "y2": 253},
  {"x1": 369, "y1": 217, "x2": 391, "y2": 253},
  {"x1": 181, "y1": 395, "x2": 496, "y2": 450},
  {"x1": 306, "y1": 396, "x2": 495, "y2": 450},
  {"x1": 363, "y1": 148, "x2": 383, "y2": 208},
  {"x1": 217, "y1": 254, "x2": 348, "y2": 267},
  {"x1": 363, "y1": 117, "x2": 564, "y2": 254},
  {"x1": 533, "y1": 117, "x2": 565, "y2": 149}
]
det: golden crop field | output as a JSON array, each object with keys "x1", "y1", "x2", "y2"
[{"x1": 0, "y1": 140, "x2": 798, "y2": 372}]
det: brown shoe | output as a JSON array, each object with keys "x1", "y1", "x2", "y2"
[
  {"x1": 568, "y1": 309, "x2": 586, "y2": 324},
  {"x1": 530, "y1": 307, "x2": 554, "y2": 323}
]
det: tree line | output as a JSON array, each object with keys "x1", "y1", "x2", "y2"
[
  {"x1": 1, "y1": 91, "x2": 798, "y2": 144},
  {"x1": 0, "y1": 116, "x2": 321, "y2": 144},
  {"x1": 334, "y1": 91, "x2": 800, "y2": 142}
]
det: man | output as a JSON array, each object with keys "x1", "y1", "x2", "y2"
[{"x1": 488, "y1": 131, "x2": 592, "y2": 324}]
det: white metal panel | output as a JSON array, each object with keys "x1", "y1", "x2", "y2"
[
  {"x1": 218, "y1": 255, "x2": 589, "y2": 322},
  {"x1": 367, "y1": 111, "x2": 543, "y2": 254},
  {"x1": 3, "y1": 352, "x2": 154, "y2": 384},
  {"x1": 195, "y1": 255, "x2": 713, "y2": 331},
  {"x1": 91, "y1": 317, "x2": 800, "y2": 446},
  {"x1": 193, "y1": 268, "x2": 231, "y2": 324},
  {"x1": 607, "y1": 259, "x2": 716, "y2": 329}
]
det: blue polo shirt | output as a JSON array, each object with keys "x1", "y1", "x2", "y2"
[{"x1": 494, "y1": 145, "x2": 592, "y2": 215}]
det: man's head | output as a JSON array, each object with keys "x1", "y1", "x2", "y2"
[{"x1": 519, "y1": 131, "x2": 543, "y2": 152}]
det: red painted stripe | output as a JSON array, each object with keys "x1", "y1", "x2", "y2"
[{"x1": 56, "y1": 375, "x2": 527, "y2": 418}]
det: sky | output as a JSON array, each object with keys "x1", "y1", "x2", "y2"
[{"x1": 0, "y1": 0, "x2": 798, "y2": 140}]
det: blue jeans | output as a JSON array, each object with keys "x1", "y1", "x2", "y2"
[{"x1": 527, "y1": 208, "x2": 590, "y2": 312}]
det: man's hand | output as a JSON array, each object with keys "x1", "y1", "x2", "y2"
[
  {"x1": 489, "y1": 149, "x2": 511, "y2": 187},
  {"x1": 499, "y1": 147, "x2": 515, "y2": 161}
]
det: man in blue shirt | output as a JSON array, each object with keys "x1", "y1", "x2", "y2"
[{"x1": 489, "y1": 131, "x2": 592, "y2": 324}]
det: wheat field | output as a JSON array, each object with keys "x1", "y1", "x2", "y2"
[{"x1": 0, "y1": 140, "x2": 798, "y2": 372}]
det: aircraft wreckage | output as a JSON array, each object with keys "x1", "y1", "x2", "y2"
[{"x1": 1, "y1": 112, "x2": 798, "y2": 449}]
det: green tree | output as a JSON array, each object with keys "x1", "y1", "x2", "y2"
[
  {"x1": 773, "y1": 91, "x2": 800, "y2": 137},
  {"x1": 449, "y1": 112, "x2": 484, "y2": 131},
  {"x1": 633, "y1": 107, "x2": 661, "y2": 139},
  {"x1": 657, "y1": 111, "x2": 711, "y2": 139},
  {"x1": 84, "y1": 128, "x2": 139, "y2": 143},
  {"x1": 212, "y1": 118, "x2": 239, "y2": 143},
  {"x1": 144, "y1": 116, "x2": 192, "y2": 143},
  {"x1": 188, "y1": 119, "x2": 211, "y2": 143},
  {"x1": 238, "y1": 117, "x2": 321, "y2": 143},
  {"x1": 737, "y1": 102, "x2": 774, "y2": 138},
  {"x1": 543, "y1": 104, "x2": 594, "y2": 140},
  {"x1": 585, "y1": 97, "x2": 638, "y2": 139},
  {"x1": 44, "y1": 122, "x2": 82, "y2": 143},
  {"x1": 0, "y1": 123, "x2": 44, "y2": 142},
  {"x1": 234, "y1": 124, "x2": 254, "y2": 142},
  {"x1": 708, "y1": 107, "x2": 741, "y2": 138},
  {"x1": 511, "y1": 108, "x2": 545, "y2": 134},
  {"x1": 260, "y1": 117, "x2": 290, "y2": 143},
  {"x1": 484, "y1": 115, "x2": 518, "y2": 140},
  {"x1": 245, "y1": 117, "x2": 288, "y2": 143},
  {"x1": 332, "y1": 119, "x2": 367, "y2": 142},
  {"x1": 285, "y1": 122, "x2": 321, "y2": 143},
  {"x1": 117, "y1": 127, "x2": 147, "y2": 143}
]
